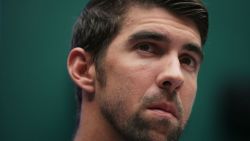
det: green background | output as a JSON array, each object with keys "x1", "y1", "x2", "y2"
[{"x1": 1, "y1": 0, "x2": 250, "y2": 141}]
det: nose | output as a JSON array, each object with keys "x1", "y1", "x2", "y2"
[{"x1": 156, "y1": 56, "x2": 184, "y2": 94}]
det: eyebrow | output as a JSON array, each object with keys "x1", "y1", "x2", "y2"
[
  {"x1": 184, "y1": 44, "x2": 204, "y2": 62},
  {"x1": 128, "y1": 31, "x2": 170, "y2": 43}
]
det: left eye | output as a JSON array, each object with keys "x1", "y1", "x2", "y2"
[{"x1": 179, "y1": 55, "x2": 197, "y2": 69}]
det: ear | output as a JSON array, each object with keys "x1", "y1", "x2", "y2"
[{"x1": 67, "y1": 47, "x2": 95, "y2": 94}]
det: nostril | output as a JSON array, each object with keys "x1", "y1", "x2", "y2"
[{"x1": 162, "y1": 81, "x2": 171, "y2": 87}]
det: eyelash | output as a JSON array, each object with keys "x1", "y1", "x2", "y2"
[
  {"x1": 135, "y1": 42, "x2": 161, "y2": 55},
  {"x1": 179, "y1": 54, "x2": 198, "y2": 71}
]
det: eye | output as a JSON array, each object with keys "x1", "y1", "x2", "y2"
[
  {"x1": 179, "y1": 55, "x2": 198, "y2": 71},
  {"x1": 136, "y1": 43, "x2": 155, "y2": 53}
]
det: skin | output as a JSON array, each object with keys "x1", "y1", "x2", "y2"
[{"x1": 68, "y1": 5, "x2": 202, "y2": 141}]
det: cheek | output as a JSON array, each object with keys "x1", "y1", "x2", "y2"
[
  {"x1": 180, "y1": 79, "x2": 197, "y2": 124},
  {"x1": 105, "y1": 51, "x2": 155, "y2": 96},
  {"x1": 103, "y1": 57, "x2": 156, "y2": 112}
]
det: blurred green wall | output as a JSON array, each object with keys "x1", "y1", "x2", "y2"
[
  {"x1": 0, "y1": 0, "x2": 87, "y2": 140},
  {"x1": 0, "y1": 0, "x2": 2, "y2": 45},
  {"x1": 1, "y1": 0, "x2": 250, "y2": 141}
]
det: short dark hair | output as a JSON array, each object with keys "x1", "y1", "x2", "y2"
[{"x1": 71, "y1": 0, "x2": 209, "y2": 123}]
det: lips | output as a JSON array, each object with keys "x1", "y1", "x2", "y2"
[{"x1": 147, "y1": 102, "x2": 179, "y2": 119}]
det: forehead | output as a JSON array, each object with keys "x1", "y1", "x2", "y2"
[{"x1": 119, "y1": 5, "x2": 201, "y2": 46}]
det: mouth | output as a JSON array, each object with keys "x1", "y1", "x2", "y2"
[{"x1": 147, "y1": 102, "x2": 179, "y2": 120}]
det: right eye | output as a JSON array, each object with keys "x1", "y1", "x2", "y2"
[{"x1": 135, "y1": 43, "x2": 156, "y2": 54}]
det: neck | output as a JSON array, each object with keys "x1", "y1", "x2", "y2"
[{"x1": 73, "y1": 99, "x2": 122, "y2": 141}]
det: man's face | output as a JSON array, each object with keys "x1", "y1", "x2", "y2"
[{"x1": 94, "y1": 6, "x2": 202, "y2": 141}]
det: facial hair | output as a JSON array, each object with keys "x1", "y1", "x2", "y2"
[{"x1": 99, "y1": 89, "x2": 183, "y2": 141}]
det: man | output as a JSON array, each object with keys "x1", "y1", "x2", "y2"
[{"x1": 67, "y1": 0, "x2": 208, "y2": 141}]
